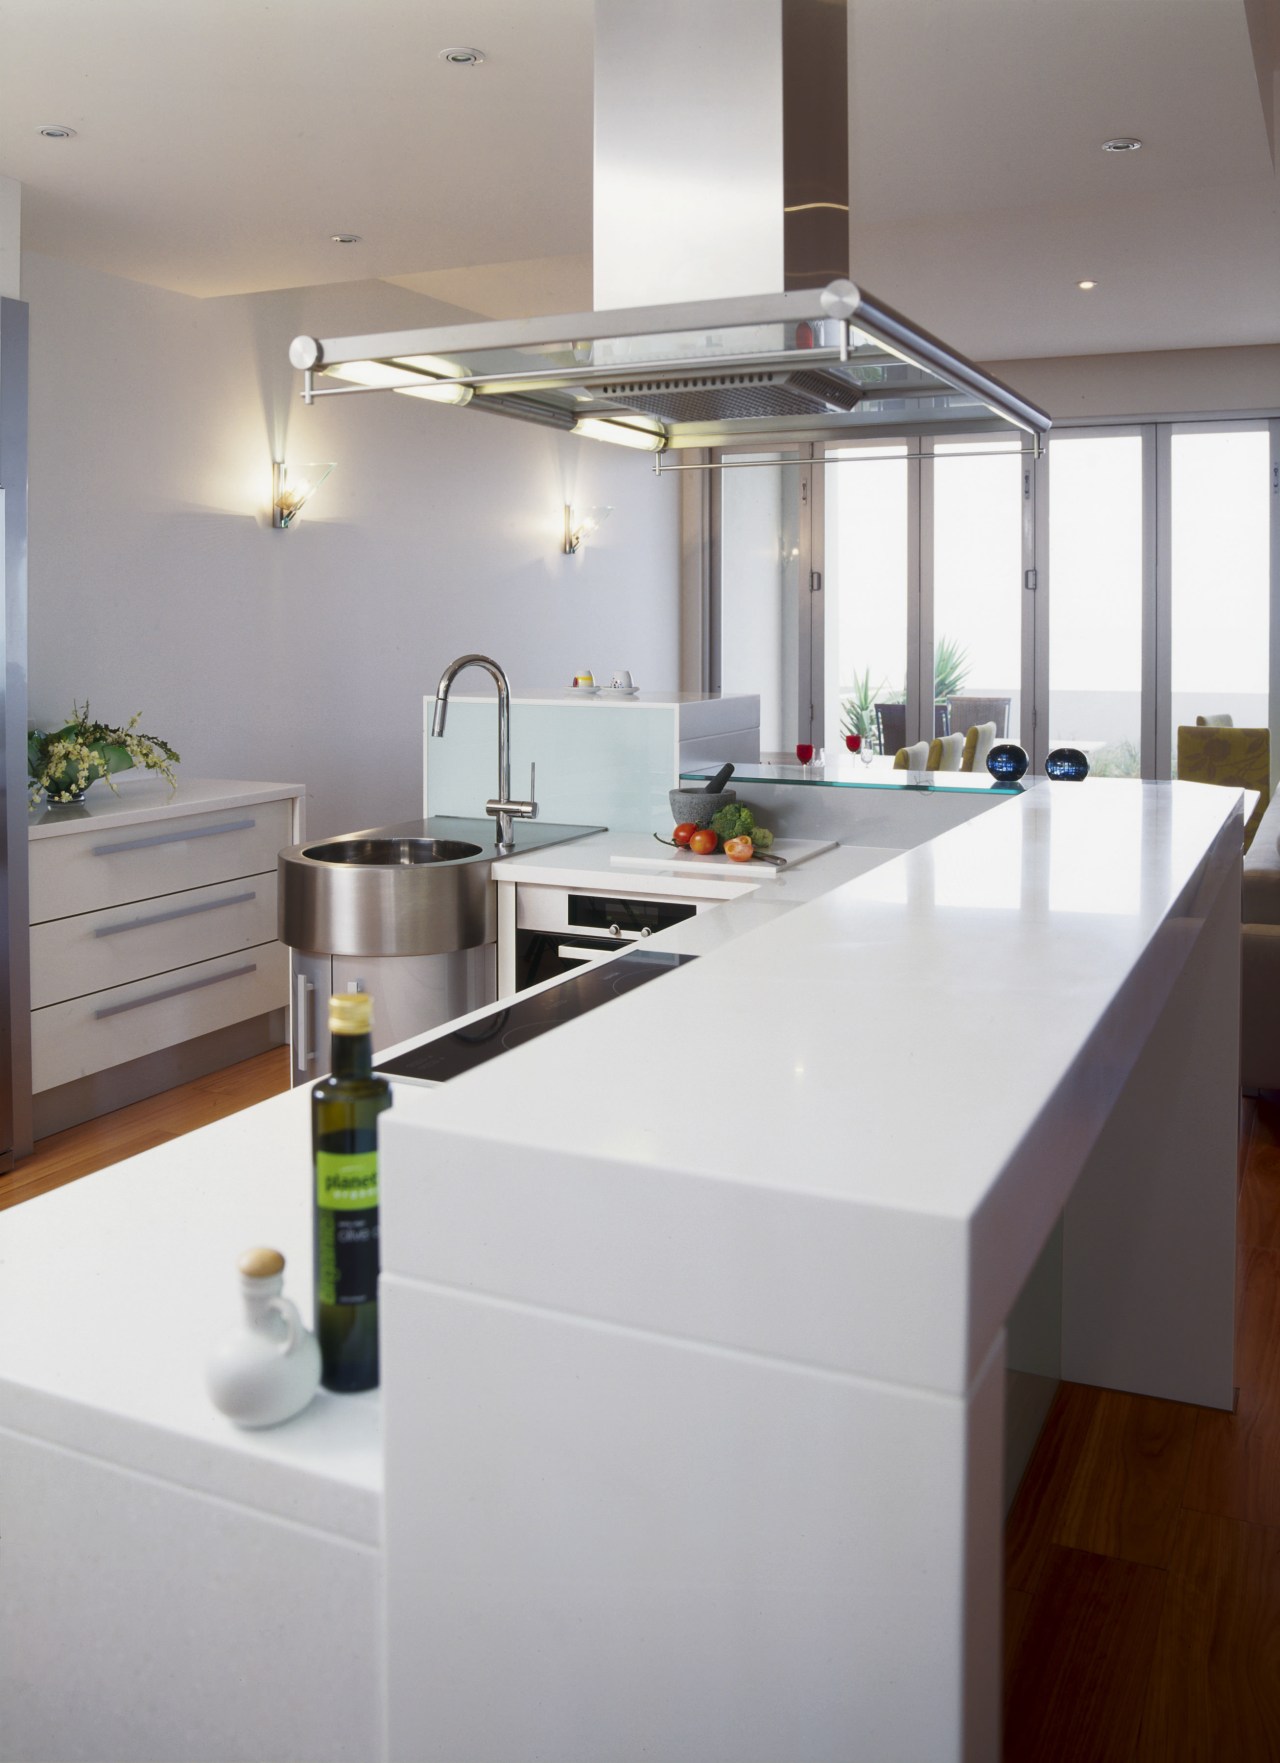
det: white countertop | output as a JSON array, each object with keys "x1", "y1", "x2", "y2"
[
  {"x1": 380, "y1": 779, "x2": 1245, "y2": 1398},
  {"x1": 0, "y1": 781, "x2": 1245, "y2": 1513},
  {"x1": 28, "y1": 774, "x2": 304, "y2": 840},
  {"x1": 0, "y1": 1086, "x2": 380, "y2": 1540}
]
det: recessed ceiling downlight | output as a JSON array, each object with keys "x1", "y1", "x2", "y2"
[
  {"x1": 439, "y1": 46, "x2": 485, "y2": 66},
  {"x1": 1102, "y1": 137, "x2": 1142, "y2": 153},
  {"x1": 330, "y1": 234, "x2": 362, "y2": 245},
  {"x1": 1077, "y1": 279, "x2": 1097, "y2": 290},
  {"x1": 38, "y1": 125, "x2": 76, "y2": 139}
]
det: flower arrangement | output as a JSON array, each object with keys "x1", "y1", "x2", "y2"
[{"x1": 28, "y1": 703, "x2": 180, "y2": 805}]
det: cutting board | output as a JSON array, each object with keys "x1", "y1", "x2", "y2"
[{"x1": 609, "y1": 837, "x2": 836, "y2": 880}]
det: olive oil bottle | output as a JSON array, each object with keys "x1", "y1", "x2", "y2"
[{"x1": 312, "y1": 993, "x2": 392, "y2": 1392}]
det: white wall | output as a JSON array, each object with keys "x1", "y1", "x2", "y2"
[
  {"x1": 981, "y1": 343, "x2": 1280, "y2": 422},
  {"x1": 23, "y1": 254, "x2": 680, "y2": 839}
]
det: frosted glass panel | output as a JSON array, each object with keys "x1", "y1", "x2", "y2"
[
  {"x1": 824, "y1": 444, "x2": 908, "y2": 757},
  {"x1": 720, "y1": 454, "x2": 796, "y2": 753},
  {"x1": 1170, "y1": 427, "x2": 1270, "y2": 758},
  {"x1": 425, "y1": 699, "x2": 677, "y2": 832},
  {"x1": 1048, "y1": 434, "x2": 1144, "y2": 777},
  {"x1": 932, "y1": 438, "x2": 1022, "y2": 748}
]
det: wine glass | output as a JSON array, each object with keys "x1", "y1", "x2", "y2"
[
  {"x1": 845, "y1": 733, "x2": 861, "y2": 756},
  {"x1": 795, "y1": 743, "x2": 815, "y2": 766}
]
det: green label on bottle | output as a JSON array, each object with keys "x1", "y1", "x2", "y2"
[{"x1": 316, "y1": 1150, "x2": 378, "y2": 1211}]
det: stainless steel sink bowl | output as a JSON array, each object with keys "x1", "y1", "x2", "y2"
[
  {"x1": 280, "y1": 824, "x2": 495, "y2": 958},
  {"x1": 302, "y1": 837, "x2": 483, "y2": 867}
]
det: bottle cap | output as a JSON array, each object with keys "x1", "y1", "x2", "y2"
[
  {"x1": 329, "y1": 992, "x2": 373, "y2": 1035},
  {"x1": 238, "y1": 1246, "x2": 285, "y2": 1279}
]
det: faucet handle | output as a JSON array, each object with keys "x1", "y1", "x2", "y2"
[{"x1": 485, "y1": 764, "x2": 538, "y2": 825}]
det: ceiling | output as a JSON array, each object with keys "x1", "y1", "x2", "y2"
[{"x1": 1, "y1": 0, "x2": 1277, "y2": 360}]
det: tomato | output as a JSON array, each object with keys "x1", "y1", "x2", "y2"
[
  {"x1": 724, "y1": 836, "x2": 755, "y2": 863},
  {"x1": 688, "y1": 827, "x2": 718, "y2": 856},
  {"x1": 672, "y1": 822, "x2": 697, "y2": 846}
]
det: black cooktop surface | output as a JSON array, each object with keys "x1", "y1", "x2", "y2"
[{"x1": 375, "y1": 948, "x2": 697, "y2": 1085}]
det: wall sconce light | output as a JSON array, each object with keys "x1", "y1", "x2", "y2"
[
  {"x1": 563, "y1": 504, "x2": 612, "y2": 555},
  {"x1": 273, "y1": 460, "x2": 335, "y2": 529}
]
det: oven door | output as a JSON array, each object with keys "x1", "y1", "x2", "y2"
[{"x1": 515, "y1": 892, "x2": 699, "y2": 990}]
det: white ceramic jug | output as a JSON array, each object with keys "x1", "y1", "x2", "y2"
[{"x1": 206, "y1": 1247, "x2": 321, "y2": 1428}]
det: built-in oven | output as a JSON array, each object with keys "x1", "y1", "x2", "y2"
[{"x1": 515, "y1": 890, "x2": 701, "y2": 990}]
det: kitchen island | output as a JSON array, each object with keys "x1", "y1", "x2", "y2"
[{"x1": 0, "y1": 781, "x2": 1244, "y2": 1763}]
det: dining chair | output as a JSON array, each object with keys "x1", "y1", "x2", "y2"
[
  {"x1": 893, "y1": 741, "x2": 931, "y2": 771},
  {"x1": 947, "y1": 695, "x2": 1010, "y2": 739},
  {"x1": 875, "y1": 702, "x2": 906, "y2": 756},
  {"x1": 1195, "y1": 714, "x2": 1234, "y2": 727},
  {"x1": 926, "y1": 733, "x2": 966, "y2": 771},
  {"x1": 960, "y1": 721, "x2": 998, "y2": 773},
  {"x1": 1176, "y1": 724, "x2": 1270, "y2": 849}
]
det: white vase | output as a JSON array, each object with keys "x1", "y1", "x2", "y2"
[{"x1": 206, "y1": 1247, "x2": 321, "y2": 1428}]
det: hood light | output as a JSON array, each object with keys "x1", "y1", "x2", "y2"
[
  {"x1": 322, "y1": 358, "x2": 473, "y2": 406},
  {"x1": 572, "y1": 416, "x2": 667, "y2": 453}
]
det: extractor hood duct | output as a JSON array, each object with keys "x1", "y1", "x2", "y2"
[{"x1": 288, "y1": 0, "x2": 1049, "y2": 452}]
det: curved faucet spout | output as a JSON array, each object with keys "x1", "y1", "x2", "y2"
[{"x1": 431, "y1": 654, "x2": 534, "y2": 852}]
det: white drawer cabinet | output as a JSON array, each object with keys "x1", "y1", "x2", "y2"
[{"x1": 28, "y1": 780, "x2": 303, "y2": 1130}]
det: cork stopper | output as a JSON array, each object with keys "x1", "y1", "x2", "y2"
[
  {"x1": 238, "y1": 1246, "x2": 285, "y2": 1280},
  {"x1": 329, "y1": 992, "x2": 373, "y2": 1035}
]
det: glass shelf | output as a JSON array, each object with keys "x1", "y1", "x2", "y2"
[{"x1": 679, "y1": 757, "x2": 1022, "y2": 796}]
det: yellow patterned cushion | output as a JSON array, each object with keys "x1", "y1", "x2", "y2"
[{"x1": 1176, "y1": 725, "x2": 1270, "y2": 850}]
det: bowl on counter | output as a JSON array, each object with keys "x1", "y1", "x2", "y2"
[{"x1": 669, "y1": 787, "x2": 736, "y2": 829}]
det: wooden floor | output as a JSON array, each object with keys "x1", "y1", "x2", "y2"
[
  {"x1": 1005, "y1": 1094, "x2": 1280, "y2": 1760},
  {"x1": 3, "y1": 1059, "x2": 1277, "y2": 1752},
  {"x1": 0, "y1": 1046, "x2": 290, "y2": 1212}
]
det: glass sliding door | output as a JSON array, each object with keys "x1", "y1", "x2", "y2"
[
  {"x1": 1167, "y1": 423, "x2": 1272, "y2": 767},
  {"x1": 1046, "y1": 429, "x2": 1149, "y2": 777},
  {"x1": 822, "y1": 443, "x2": 913, "y2": 757},
  {"x1": 930, "y1": 437, "x2": 1026, "y2": 750},
  {"x1": 715, "y1": 451, "x2": 808, "y2": 755}
]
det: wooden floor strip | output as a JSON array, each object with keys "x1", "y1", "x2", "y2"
[
  {"x1": 1003, "y1": 1544, "x2": 1167, "y2": 1762},
  {"x1": 0, "y1": 1047, "x2": 290, "y2": 1212}
]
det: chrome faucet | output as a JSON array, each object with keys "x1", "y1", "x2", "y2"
[{"x1": 430, "y1": 654, "x2": 537, "y2": 854}]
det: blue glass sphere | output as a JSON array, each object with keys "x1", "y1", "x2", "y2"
[
  {"x1": 986, "y1": 742, "x2": 1029, "y2": 785},
  {"x1": 1045, "y1": 746, "x2": 1090, "y2": 781}
]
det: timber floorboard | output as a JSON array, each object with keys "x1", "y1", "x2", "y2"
[
  {"x1": 1005, "y1": 1095, "x2": 1280, "y2": 1759},
  {"x1": 0, "y1": 1046, "x2": 290, "y2": 1211}
]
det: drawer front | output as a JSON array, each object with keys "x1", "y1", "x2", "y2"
[
  {"x1": 31, "y1": 876, "x2": 279, "y2": 1009},
  {"x1": 30, "y1": 799, "x2": 294, "y2": 924},
  {"x1": 33, "y1": 942, "x2": 289, "y2": 1093}
]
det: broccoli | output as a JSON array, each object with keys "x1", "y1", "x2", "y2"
[
  {"x1": 751, "y1": 824, "x2": 774, "y2": 850},
  {"x1": 710, "y1": 803, "x2": 755, "y2": 841}
]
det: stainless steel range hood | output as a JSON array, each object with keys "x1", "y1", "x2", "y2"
[
  {"x1": 288, "y1": 281, "x2": 1049, "y2": 451},
  {"x1": 288, "y1": 0, "x2": 1049, "y2": 454}
]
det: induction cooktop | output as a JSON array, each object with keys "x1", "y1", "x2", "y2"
[{"x1": 375, "y1": 948, "x2": 697, "y2": 1085}]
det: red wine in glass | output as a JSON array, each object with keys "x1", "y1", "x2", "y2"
[
  {"x1": 795, "y1": 743, "x2": 815, "y2": 765},
  {"x1": 845, "y1": 734, "x2": 862, "y2": 754}
]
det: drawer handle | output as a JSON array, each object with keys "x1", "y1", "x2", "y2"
[
  {"x1": 556, "y1": 944, "x2": 612, "y2": 962},
  {"x1": 93, "y1": 890, "x2": 257, "y2": 938},
  {"x1": 93, "y1": 962, "x2": 258, "y2": 1020},
  {"x1": 91, "y1": 817, "x2": 257, "y2": 857}
]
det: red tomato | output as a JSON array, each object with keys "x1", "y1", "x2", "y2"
[
  {"x1": 724, "y1": 836, "x2": 755, "y2": 863},
  {"x1": 688, "y1": 828, "x2": 718, "y2": 856},
  {"x1": 672, "y1": 823, "x2": 697, "y2": 846}
]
